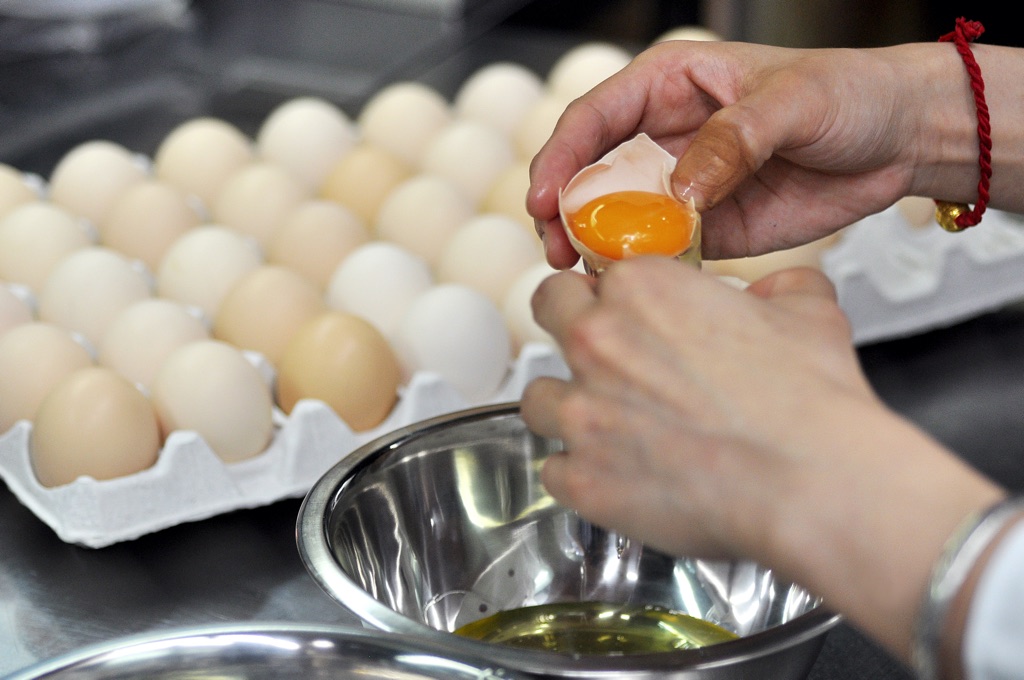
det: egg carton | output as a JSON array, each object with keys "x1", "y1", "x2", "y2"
[
  {"x1": 823, "y1": 206, "x2": 1024, "y2": 345},
  {"x1": 0, "y1": 341, "x2": 570, "y2": 548}
]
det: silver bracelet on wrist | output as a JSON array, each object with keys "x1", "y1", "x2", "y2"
[{"x1": 912, "y1": 495, "x2": 1024, "y2": 680}]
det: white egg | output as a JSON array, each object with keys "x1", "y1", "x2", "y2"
[
  {"x1": 156, "y1": 225, "x2": 263, "y2": 322},
  {"x1": 652, "y1": 25, "x2": 723, "y2": 44},
  {"x1": 256, "y1": 96, "x2": 358, "y2": 191},
  {"x1": 266, "y1": 200, "x2": 370, "y2": 290},
  {"x1": 151, "y1": 339, "x2": 275, "y2": 463},
  {"x1": 47, "y1": 140, "x2": 149, "y2": 227},
  {"x1": 212, "y1": 161, "x2": 309, "y2": 247},
  {"x1": 357, "y1": 81, "x2": 453, "y2": 166},
  {"x1": 0, "y1": 163, "x2": 39, "y2": 219},
  {"x1": 482, "y1": 160, "x2": 535, "y2": 231},
  {"x1": 375, "y1": 173, "x2": 475, "y2": 266},
  {"x1": 153, "y1": 117, "x2": 254, "y2": 211},
  {"x1": 319, "y1": 142, "x2": 413, "y2": 225},
  {"x1": 37, "y1": 246, "x2": 153, "y2": 349},
  {"x1": 547, "y1": 41, "x2": 634, "y2": 102},
  {"x1": 0, "y1": 283, "x2": 33, "y2": 339},
  {"x1": 0, "y1": 321, "x2": 94, "y2": 432},
  {"x1": 0, "y1": 201, "x2": 94, "y2": 293},
  {"x1": 393, "y1": 283, "x2": 512, "y2": 402},
  {"x1": 502, "y1": 261, "x2": 559, "y2": 352},
  {"x1": 454, "y1": 62, "x2": 544, "y2": 136},
  {"x1": 98, "y1": 298, "x2": 210, "y2": 391},
  {"x1": 99, "y1": 179, "x2": 203, "y2": 273},
  {"x1": 512, "y1": 93, "x2": 567, "y2": 161},
  {"x1": 436, "y1": 213, "x2": 543, "y2": 304},
  {"x1": 326, "y1": 241, "x2": 433, "y2": 339},
  {"x1": 421, "y1": 120, "x2": 516, "y2": 205}
]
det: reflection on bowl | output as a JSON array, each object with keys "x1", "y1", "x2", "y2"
[
  {"x1": 6, "y1": 622, "x2": 529, "y2": 679},
  {"x1": 297, "y1": 403, "x2": 841, "y2": 679}
]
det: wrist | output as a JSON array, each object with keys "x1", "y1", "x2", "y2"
[
  {"x1": 922, "y1": 500, "x2": 1024, "y2": 680},
  {"x1": 885, "y1": 42, "x2": 980, "y2": 203}
]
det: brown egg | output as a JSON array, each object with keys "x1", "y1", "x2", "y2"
[
  {"x1": 319, "y1": 142, "x2": 412, "y2": 225},
  {"x1": 213, "y1": 265, "x2": 326, "y2": 366},
  {"x1": 266, "y1": 200, "x2": 370, "y2": 290},
  {"x1": 30, "y1": 366, "x2": 161, "y2": 488},
  {"x1": 99, "y1": 179, "x2": 202, "y2": 272},
  {"x1": 0, "y1": 322, "x2": 94, "y2": 432},
  {"x1": 276, "y1": 311, "x2": 401, "y2": 431}
]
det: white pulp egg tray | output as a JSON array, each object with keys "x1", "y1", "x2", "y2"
[
  {"x1": 3, "y1": 200, "x2": 1024, "y2": 550},
  {"x1": 823, "y1": 205, "x2": 1024, "y2": 345},
  {"x1": 0, "y1": 341, "x2": 571, "y2": 548}
]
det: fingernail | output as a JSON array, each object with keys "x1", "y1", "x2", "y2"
[
  {"x1": 673, "y1": 179, "x2": 705, "y2": 212},
  {"x1": 534, "y1": 218, "x2": 546, "y2": 241}
]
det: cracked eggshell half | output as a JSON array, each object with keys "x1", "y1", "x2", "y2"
[{"x1": 557, "y1": 133, "x2": 699, "y2": 273}]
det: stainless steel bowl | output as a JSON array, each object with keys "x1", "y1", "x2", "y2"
[
  {"x1": 5, "y1": 622, "x2": 531, "y2": 679},
  {"x1": 297, "y1": 403, "x2": 841, "y2": 679}
]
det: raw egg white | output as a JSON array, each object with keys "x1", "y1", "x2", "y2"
[
  {"x1": 99, "y1": 179, "x2": 203, "y2": 272},
  {"x1": 37, "y1": 246, "x2": 153, "y2": 349},
  {"x1": 357, "y1": 81, "x2": 452, "y2": 167},
  {"x1": 156, "y1": 225, "x2": 263, "y2": 322},
  {"x1": 256, "y1": 96, "x2": 358, "y2": 191},
  {"x1": 151, "y1": 339, "x2": 274, "y2": 463},
  {"x1": 47, "y1": 140, "x2": 149, "y2": 227},
  {"x1": 421, "y1": 120, "x2": 516, "y2": 205},
  {"x1": 454, "y1": 62, "x2": 544, "y2": 136},
  {"x1": 0, "y1": 163, "x2": 38, "y2": 219},
  {"x1": 393, "y1": 283, "x2": 512, "y2": 402},
  {"x1": 98, "y1": 298, "x2": 210, "y2": 392},
  {"x1": 213, "y1": 161, "x2": 310, "y2": 247},
  {"x1": 0, "y1": 201, "x2": 93, "y2": 293},
  {"x1": 547, "y1": 41, "x2": 634, "y2": 103},
  {"x1": 374, "y1": 173, "x2": 475, "y2": 266},
  {"x1": 0, "y1": 321, "x2": 94, "y2": 432},
  {"x1": 436, "y1": 213, "x2": 543, "y2": 304},
  {"x1": 319, "y1": 142, "x2": 413, "y2": 225},
  {"x1": 266, "y1": 200, "x2": 370, "y2": 290},
  {"x1": 275, "y1": 310, "x2": 402, "y2": 432},
  {"x1": 213, "y1": 265, "x2": 326, "y2": 366},
  {"x1": 30, "y1": 366, "x2": 161, "y2": 488},
  {"x1": 0, "y1": 283, "x2": 33, "y2": 339},
  {"x1": 153, "y1": 117, "x2": 254, "y2": 211},
  {"x1": 326, "y1": 241, "x2": 433, "y2": 339}
]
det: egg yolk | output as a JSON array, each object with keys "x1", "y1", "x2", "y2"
[{"x1": 567, "y1": 190, "x2": 695, "y2": 260}]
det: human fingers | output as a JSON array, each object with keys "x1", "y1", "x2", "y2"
[
  {"x1": 744, "y1": 266, "x2": 837, "y2": 301},
  {"x1": 519, "y1": 376, "x2": 571, "y2": 441},
  {"x1": 529, "y1": 269, "x2": 598, "y2": 347}
]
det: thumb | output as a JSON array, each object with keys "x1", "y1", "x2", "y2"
[
  {"x1": 669, "y1": 111, "x2": 763, "y2": 213},
  {"x1": 744, "y1": 266, "x2": 838, "y2": 302}
]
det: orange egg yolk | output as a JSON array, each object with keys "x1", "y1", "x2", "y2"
[{"x1": 567, "y1": 190, "x2": 695, "y2": 260}]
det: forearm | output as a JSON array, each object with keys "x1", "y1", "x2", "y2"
[{"x1": 755, "y1": 394, "x2": 1005, "y2": 664}]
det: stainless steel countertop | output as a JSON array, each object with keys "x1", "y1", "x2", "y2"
[{"x1": 4, "y1": 2, "x2": 1024, "y2": 677}]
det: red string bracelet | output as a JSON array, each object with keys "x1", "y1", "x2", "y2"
[{"x1": 934, "y1": 17, "x2": 991, "y2": 232}]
